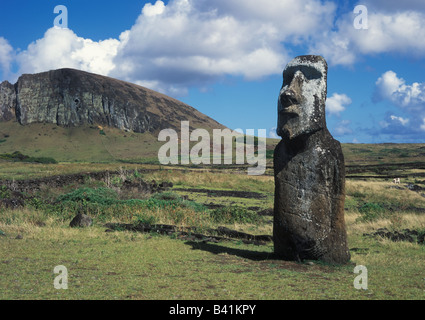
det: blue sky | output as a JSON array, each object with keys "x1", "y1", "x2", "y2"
[{"x1": 1, "y1": 0, "x2": 425, "y2": 143}]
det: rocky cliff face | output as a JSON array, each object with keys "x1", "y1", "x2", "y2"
[
  {"x1": 0, "y1": 80, "x2": 16, "y2": 122},
  {"x1": 0, "y1": 69, "x2": 225, "y2": 133}
]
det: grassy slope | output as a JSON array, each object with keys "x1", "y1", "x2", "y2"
[
  {"x1": 1, "y1": 168, "x2": 425, "y2": 299},
  {"x1": 0, "y1": 122, "x2": 162, "y2": 163},
  {"x1": 5, "y1": 224, "x2": 422, "y2": 300},
  {"x1": 1, "y1": 124, "x2": 425, "y2": 300},
  {"x1": 342, "y1": 143, "x2": 425, "y2": 166},
  {"x1": 2, "y1": 121, "x2": 425, "y2": 166}
]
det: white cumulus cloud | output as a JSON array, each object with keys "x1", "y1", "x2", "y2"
[
  {"x1": 373, "y1": 71, "x2": 425, "y2": 134},
  {"x1": 312, "y1": 9, "x2": 425, "y2": 66},
  {"x1": 374, "y1": 70, "x2": 425, "y2": 113},
  {"x1": 16, "y1": 28, "x2": 120, "y2": 78},
  {"x1": 326, "y1": 93, "x2": 352, "y2": 115},
  {"x1": 362, "y1": 0, "x2": 425, "y2": 13},
  {"x1": 0, "y1": 37, "x2": 14, "y2": 80},
  {"x1": 390, "y1": 115, "x2": 409, "y2": 126},
  {"x1": 4, "y1": 0, "x2": 425, "y2": 98},
  {"x1": 334, "y1": 120, "x2": 353, "y2": 136},
  {"x1": 142, "y1": 0, "x2": 166, "y2": 16}
]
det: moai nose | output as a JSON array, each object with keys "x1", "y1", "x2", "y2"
[
  {"x1": 280, "y1": 89, "x2": 300, "y2": 106},
  {"x1": 281, "y1": 71, "x2": 304, "y2": 106}
]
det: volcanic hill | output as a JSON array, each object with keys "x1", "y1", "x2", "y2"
[
  {"x1": 0, "y1": 68, "x2": 225, "y2": 133},
  {"x1": 0, "y1": 69, "x2": 227, "y2": 162}
]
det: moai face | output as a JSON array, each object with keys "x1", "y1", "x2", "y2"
[{"x1": 277, "y1": 55, "x2": 328, "y2": 140}]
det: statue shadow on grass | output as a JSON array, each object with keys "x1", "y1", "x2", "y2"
[{"x1": 184, "y1": 241, "x2": 278, "y2": 261}]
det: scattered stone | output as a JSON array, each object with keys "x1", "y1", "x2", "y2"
[
  {"x1": 15, "y1": 234, "x2": 23, "y2": 240},
  {"x1": 258, "y1": 208, "x2": 273, "y2": 216},
  {"x1": 406, "y1": 184, "x2": 425, "y2": 192},
  {"x1": 273, "y1": 55, "x2": 350, "y2": 264},
  {"x1": 215, "y1": 226, "x2": 273, "y2": 243},
  {"x1": 104, "y1": 222, "x2": 273, "y2": 245},
  {"x1": 0, "y1": 171, "x2": 174, "y2": 195},
  {"x1": 70, "y1": 213, "x2": 93, "y2": 228},
  {"x1": 175, "y1": 188, "x2": 266, "y2": 199},
  {"x1": 350, "y1": 247, "x2": 370, "y2": 254},
  {"x1": 364, "y1": 228, "x2": 425, "y2": 244},
  {"x1": 35, "y1": 221, "x2": 46, "y2": 227},
  {"x1": 0, "y1": 190, "x2": 27, "y2": 209},
  {"x1": 159, "y1": 181, "x2": 173, "y2": 189}
]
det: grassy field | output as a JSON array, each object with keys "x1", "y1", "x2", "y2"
[
  {"x1": 1, "y1": 153, "x2": 425, "y2": 300},
  {"x1": 0, "y1": 122, "x2": 163, "y2": 163}
]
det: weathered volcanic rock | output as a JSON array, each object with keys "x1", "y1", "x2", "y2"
[
  {"x1": 273, "y1": 55, "x2": 350, "y2": 264},
  {"x1": 70, "y1": 213, "x2": 93, "y2": 228},
  {"x1": 0, "y1": 80, "x2": 16, "y2": 121},
  {"x1": 0, "y1": 68, "x2": 225, "y2": 133}
]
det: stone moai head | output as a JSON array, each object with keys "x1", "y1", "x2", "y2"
[{"x1": 277, "y1": 55, "x2": 328, "y2": 140}]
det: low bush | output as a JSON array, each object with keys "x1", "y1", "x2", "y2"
[
  {"x1": 0, "y1": 151, "x2": 57, "y2": 164},
  {"x1": 57, "y1": 187, "x2": 119, "y2": 206},
  {"x1": 52, "y1": 188, "x2": 208, "y2": 224},
  {"x1": 357, "y1": 202, "x2": 387, "y2": 222},
  {"x1": 136, "y1": 212, "x2": 158, "y2": 225},
  {"x1": 210, "y1": 206, "x2": 258, "y2": 224},
  {"x1": 0, "y1": 186, "x2": 11, "y2": 199}
]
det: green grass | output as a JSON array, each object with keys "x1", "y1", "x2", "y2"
[
  {"x1": 1, "y1": 145, "x2": 425, "y2": 300},
  {"x1": 210, "y1": 206, "x2": 259, "y2": 224},
  {"x1": 0, "y1": 122, "x2": 163, "y2": 163},
  {"x1": 0, "y1": 151, "x2": 57, "y2": 164},
  {"x1": 357, "y1": 203, "x2": 387, "y2": 222},
  {"x1": 1, "y1": 215, "x2": 424, "y2": 300}
]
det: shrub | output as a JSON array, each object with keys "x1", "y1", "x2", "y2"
[
  {"x1": 150, "y1": 192, "x2": 207, "y2": 212},
  {"x1": 57, "y1": 187, "x2": 119, "y2": 206},
  {"x1": 136, "y1": 212, "x2": 158, "y2": 225},
  {"x1": 351, "y1": 191, "x2": 366, "y2": 199},
  {"x1": 26, "y1": 156, "x2": 58, "y2": 164},
  {"x1": 152, "y1": 192, "x2": 181, "y2": 201},
  {"x1": 266, "y1": 150, "x2": 274, "y2": 159},
  {"x1": 357, "y1": 202, "x2": 386, "y2": 222},
  {"x1": 0, "y1": 186, "x2": 11, "y2": 199},
  {"x1": 210, "y1": 206, "x2": 258, "y2": 224},
  {"x1": 54, "y1": 188, "x2": 207, "y2": 224},
  {"x1": 0, "y1": 151, "x2": 57, "y2": 164}
]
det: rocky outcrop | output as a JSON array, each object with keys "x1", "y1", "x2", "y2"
[
  {"x1": 0, "y1": 80, "x2": 16, "y2": 121},
  {"x1": 274, "y1": 55, "x2": 350, "y2": 264},
  {"x1": 70, "y1": 214, "x2": 93, "y2": 228},
  {"x1": 0, "y1": 68, "x2": 225, "y2": 133}
]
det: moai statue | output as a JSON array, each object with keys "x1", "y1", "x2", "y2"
[{"x1": 273, "y1": 55, "x2": 350, "y2": 264}]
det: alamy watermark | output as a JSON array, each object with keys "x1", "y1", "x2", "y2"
[
  {"x1": 54, "y1": 5, "x2": 68, "y2": 29},
  {"x1": 158, "y1": 121, "x2": 267, "y2": 176},
  {"x1": 354, "y1": 5, "x2": 368, "y2": 30},
  {"x1": 54, "y1": 265, "x2": 68, "y2": 290},
  {"x1": 353, "y1": 265, "x2": 368, "y2": 290}
]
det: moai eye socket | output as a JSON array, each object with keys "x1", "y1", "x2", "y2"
[{"x1": 283, "y1": 66, "x2": 323, "y2": 85}]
